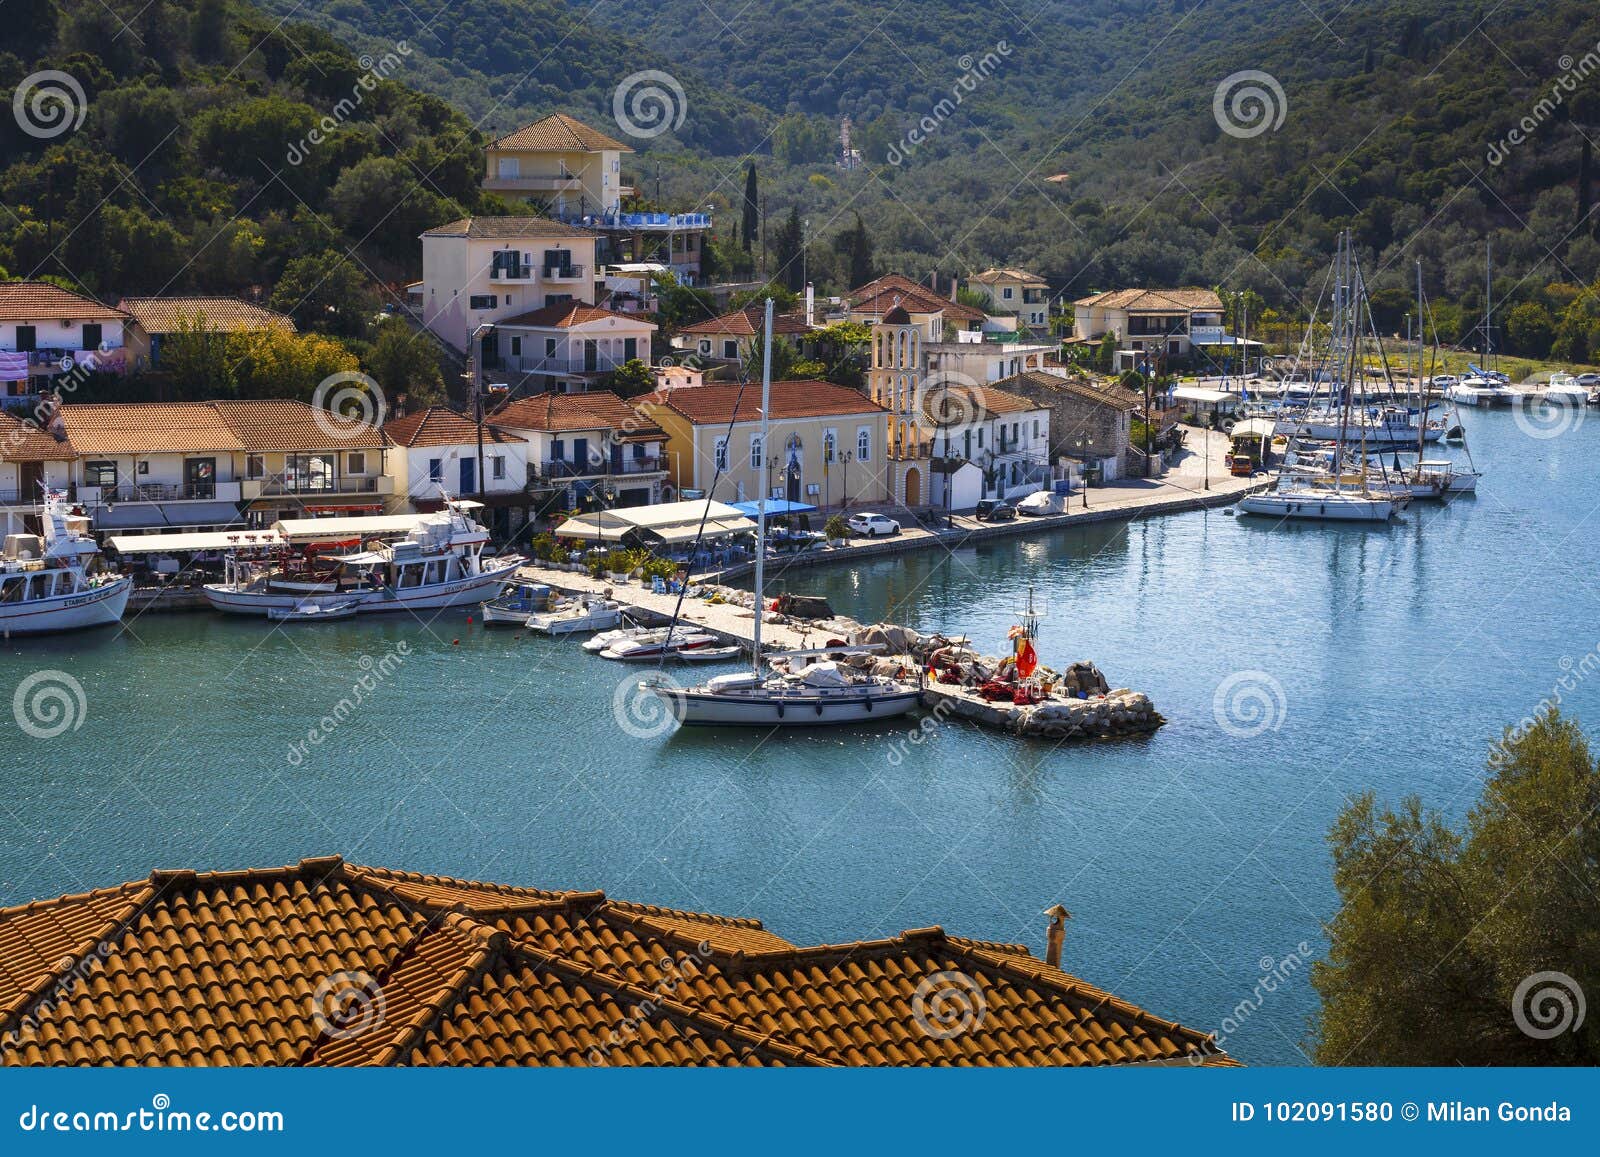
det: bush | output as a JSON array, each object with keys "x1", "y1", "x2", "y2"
[{"x1": 824, "y1": 514, "x2": 850, "y2": 540}]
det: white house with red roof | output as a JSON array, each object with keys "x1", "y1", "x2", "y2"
[
  {"x1": 490, "y1": 300, "x2": 656, "y2": 394},
  {"x1": 0, "y1": 282, "x2": 130, "y2": 402},
  {"x1": 492, "y1": 390, "x2": 668, "y2": 510}
]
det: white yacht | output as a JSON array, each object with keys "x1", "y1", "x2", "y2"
[
  {"x1": 643, "y1": 300, "x2": 920, "y2": 728},
  {"x1": 202, "y1": 499, "x2": 522, "y2": 617},
  {"x1": 1543, "y1": 373, "x2": 1588, "y2": 406},
  {"x1": 1276, "y1": 405, "x2": 1444, "y2": 446},
  {"x1": 1238, "y1": 483, "x2": 1397, "y2": 522},
  {"x1": 0, "y1": 491, "x2": 131, "y2": 636}
]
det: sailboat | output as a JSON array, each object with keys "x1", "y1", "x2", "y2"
[
  {"x1": 1239, "y1": 232, "x2": 1403, "y2": 523},
  {"x1": 644, "y1": 299, "x2": 921, "y2": 727}
]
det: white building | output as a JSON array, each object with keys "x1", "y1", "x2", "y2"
[
  {"x1": 491, "y1": 301, "x2": 656, "y2": 394},
  {"x1": 491, "y1": 390, "x2": 668, "y2": 510},
  {"x1": 1072, "y1": 288, "x2": 1227, "y2": 369},
  {"x1": 417, "y1": 217, "x2": 603, "y2": 358},
  {"x1": 966, "y1": 268, "x2": 1050, "y2": 329},
  {"x1": 1, "y1": 282, "x2": 130, "y2": 401},
  {"x1": 381, "y1": 406, "x2": 529, "y2": 515}
]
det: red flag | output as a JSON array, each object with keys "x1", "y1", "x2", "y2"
[{"x1": 1016, "y1": 637, "x2": 1038, "y2": 679}]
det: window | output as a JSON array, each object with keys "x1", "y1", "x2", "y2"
[
  {"x1": 698, "y1": 340, "x2": 712, "y2": 356},
  {"x1": 347, "y1": 452, "x2": 366, "y2": 475},
  {"x1": 428, "y1": 459, "x2": 443, "y2": 483},
  {"x1": 82, "y1": 323, "x2": 102, "y2": 351},
  {"x1": 1002, "y1": 287, "x2": 1013, "y2": 300},
  {"x1": 510, "y1": 336, "x2": 521, "y2": 357},
  {"x1": 856, "y1": 429, "x2": 870, "y2": 462},
  {"x1": 246, "y1": 455, "x2": 265, "y2": 480},
  {"x1": 85, "y1": 460, "x2": 116, "y2": 487},
  {"x1": 722, "y1": 339, "x2": 738, "y2": 359},
  {"x1": 977, "y1": 428, "x2": 985, "y2": 448},
  {"x1": 633, "y1": 443, "x2": 646, "y2": 459},
  {"x1": 545, "y1": 338, "x2": 558, "y2": 358},
  {"x1": 469, "y1": 294, "x2": 496, "y2": 310},
  {"x1": 492, "y1": 456, "x2": 506, "y2": 480},
  {"x1": 714, "y1": 437, "x2": 729, "y2": 471},
  {"x1": 749, "y1": 435, "x2": 763, "y2": 470},
  {"x1": 552, "y1": 439, "x2": 565, "y2": 461},
  {"x1": 1033, "y1": 419, "x2": 1041, "y2": 438},
  {"x1": 623, "y1": 337, "x2": 637, "y2": 361},
  {"x1": 15, "y1": 325, "x2": 36, "y2": 352},
  {"x1": 823, "y1": 429, "x2": 836, "y2": 463}
]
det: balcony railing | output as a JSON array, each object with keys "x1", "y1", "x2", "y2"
[
  {"x1": 561, "y1": 212, "x2": 711, "y2": 232},
  {"x1": 535, "y1": 455, "x2": 664, "y2": 481},
  {"x1": 542, "y1": 264, "x2": 585, "y2": 281},
  {"x1": 504, "y1": 355, "x2": 626, "y2": 376},
  {"x1": 489, "y1": 264, "x2": 535, "y2": 281},
  {"x1": 80, "y1": 482, "x2": 244, "y2": 504},
  {"x1": 243, "y1": 476, "x2": 392, "y2": 498}
]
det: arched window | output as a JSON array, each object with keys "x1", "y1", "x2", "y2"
[
  {"x1": 750, "y1": 434, "x2": 764, "y2": 470},
  {"x1": 714, "y1": 437, "x2": 729, "y2": 471},
  {"x1": 857, "y1": 428, "x2": 871, "y2": 462},
  {"x1": 823, "y1": 429, "x2": 837, "y2": 462}
]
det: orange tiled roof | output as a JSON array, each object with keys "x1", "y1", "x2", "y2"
[
  {"x1": 994, "y1": 370, "x2": 1142, "y2": 411},
  {"x1": 0, "y1": 857, "x2": 1234, "y2": 1067},
  {"x1": 491, "y1": 391, "x2": 664, "y2": 438},
  {"x1": 0, "y1": 412, "x2": 74, "y2": 461},
  {"x1": 678, "y1": 305, "x2": 813, "y2": 337},
  {"x1": 969, "y1": 268, "x2": 1048, "y2": 286},
  {"x1": 58, "y1": 403, "x2": 246, "y2": 455},
  {"x1": 118, "y1": 297, "x2": 295, "y2": 334},
  {"x1": 847, "y1": 274, "x2": 986, "y2": 322},
  {"x1": 496, "y1": 301, "x2": 653, "y2": 330},
  {"x1": 382, "y1": 406, "x2": 519, "y2": 448},
  {"x1": 637, "y1": 380, "x2": 887, "y2": 425},
  {"x1": 212, "y1": 399, "x2": 385, "y2": 452},
  {"x1": 490, "y1": 112, "x2": 633, "y2": 154},
  {"x1": 1073, "y1": 288, "x2": 1223, "y2": 313},
  {"x1": 0, "y1": 281, "x2": 127, "y2": 323},
  {"x1": 421, "y1": 217, "x2": 598, "y2": 241}
]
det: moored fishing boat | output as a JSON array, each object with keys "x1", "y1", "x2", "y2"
[
  {"x1": 527, "y1": 593, "x2": 623, "y2": 635},
  {"x1": 481, "y1": 582, "x2": 553, "y2": 625},
  {"x1": 0, "y1": 490, "x2": 131, "y2": 636},
  {"x1": 201, "y1": 497, "x2": 522, "y2": 617}
]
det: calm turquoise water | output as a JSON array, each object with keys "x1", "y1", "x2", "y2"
[{"x1": 1, "y1": 408, "x2": 1592, "y2": 1065}]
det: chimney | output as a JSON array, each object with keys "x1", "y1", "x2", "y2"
[
  {"x1": 805, "y1": 283, "x2": 815, "y2": 327},
  {"x1": 950, "y1": 276, "x2": 958, "y2": 303},
  {"x1": 1043, "y1": 904, "x2": 1071, "y2": 968}
]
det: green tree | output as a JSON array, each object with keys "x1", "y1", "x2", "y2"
[
  {"x1": 1312, "y1": 710, "x2": 1600, "y2": 1065},
  {"x1": 270, "y1": 251, "x2": 376, "y2": 339},
  {"x1": 602, "y1": 358, "x2": 655, "y2": 398},
  {"x1": 741, "y1": 164, "x2": 758, "y2": 254},
  {"x1": 771, "y1": 207, "x2": 805, "y2": 293},
  {"x1": 160, "y1": 314, "x2": 236, "y2": 398},
  {"x1": 1505, "y1": 301, "x2": 1555, "y2": 358},
  {"x1": 834, "y1": 212, "x2": 875, "y2": 289},
  {"x1": 230, "y1": 329, "x2": 360, "y2": 401},
  {"x1": 362, "y1": 319, "x2": 444, "y2": 407}
]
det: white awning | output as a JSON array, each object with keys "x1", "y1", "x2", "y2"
[
  {"x1": 1172, "y1": 386, "x2": 1235, "y2": 403},
  {"x1": 552, "y1": 513, "x2": 632, "y2": 542},
  {"x1": 551, "y1": 500, "x2": 757, "y2": 544},
  {"x1": 275, "y1": 515, "x2": 426, "y2": 542},
  {"x1": 109, "y1": 530, "x2": 286, "y2": 553}
]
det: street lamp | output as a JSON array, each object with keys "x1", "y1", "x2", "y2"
[{"x1": 839, "y1": 450, "x2": 853, "y2": 509}]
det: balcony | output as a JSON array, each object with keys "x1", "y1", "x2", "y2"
[
  {"x1": 241, "y1": 476, "x2": 393, "y2": 500},
  {"x1": 481, "y1": 174, "x2": 584, "y2": 195},
  {"x1": 534, "y1": 455, "x2": 664, "y2": 482},
  {"x1": 503, "y1": 355, "x2": 627, "y2": 376},
  {"x1": 80, "y1": 482, "x2": 244, "y2": 504},
  {"x1": 489, "y1": 264, "x2": 535, "y2": 282},
  {"x1": 561, "y1": 212, "x2": 711, "y2": 233},
  {"x1": 542, "y1": 264, "x2": 586, "y2": 282}
]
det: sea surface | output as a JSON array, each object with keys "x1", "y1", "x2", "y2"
[{"x1": 2, "y1": 407, "x2": 1594, "y2": 1066}]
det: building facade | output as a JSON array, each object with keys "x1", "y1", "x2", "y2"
[
  {"x1": 491, "y1": 301, "x2": 656, "y2": 394},
  {"x1": 417, "y1": 217, "x2": 603, "y2": 357},
  {"x1": 988, "y1": 370, "x2": 1140, "y2": 482},
  {"x1": 1072, "y1": 288, "x2": 1226, "y2": 369},
  {"x1": 119, "y1": 297, "x2": 296, "y2": 371},
  {"x1": 492, "y1": 391, "x2": 668, "y2": 511},
  {"x1": 635, "y1": 381, "x2": 891, "y2": 510},
  {"x1": 1, "y1": 283, "x2": 130, "y2": 402},
  {"x1": 966, "y1": 268, "x2": 1050, "y2": 329}
]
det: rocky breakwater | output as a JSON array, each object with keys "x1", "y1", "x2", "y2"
[{"x1": 846, "y1": 624, "x2": 1165, "y2": 742}]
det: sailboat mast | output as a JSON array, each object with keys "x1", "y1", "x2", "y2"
[
  {"x1": 1415, "y1": 260, "x2": 1429, "y2": 462},
  {"x1": 751, "y1": 296, "x2": 774, "y2": 672}
]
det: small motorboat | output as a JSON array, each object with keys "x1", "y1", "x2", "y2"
[
  {"x1": 481, "y1": 582, "x2": 552, "y2": 625},
  {"x1": 527, "y1": 594, "x2": 623, "y2": 635},
  {"x1": 266, "y1": 596, "x2": 363, "y2": 623},
  {"x1": 600, "y1": 627, "x2": 723, "y2": 661},
  {"x1": 583, "y1": 622, "x2": 658, "y2": 653}
]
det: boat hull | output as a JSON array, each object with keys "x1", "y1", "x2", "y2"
[
  {"x1": 0, "y1": 577, "x2": 131, "y2": 636},
  {"x1": 203, "y1": 560, "x2": 522, "y2": 617},
  {"x1": 653, "y1": 684, "x2": 922, "y2": 726},
  {"x1": 1237, "y1": 494, "x2": 1395, "y2": 521},
  {"x1": 527, "y1": 608, "x2": 624, "y2": 635}
]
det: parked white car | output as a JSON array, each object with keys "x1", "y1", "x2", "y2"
[{"x1": 846, "y1": 512, "x2": 901, "y2": 538}]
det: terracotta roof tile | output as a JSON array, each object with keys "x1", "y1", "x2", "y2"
[
  {"x1": 212, "y1": 399, "x2": 385, "y2": 452},
  {"x1": 421, "y1": 217, "x2": 598, "y2": 241},
  {"x1": 382, "y1": 406, "x2": 519, "y2": 448},
  {"x1": 994, "y1": 370, "x2": 1141, "y2": 411},
  {"x1": 0, "y1": 412, "x2": 74, "y2": 461},
  {"x1": 847, "y1": 274, "x2": 986, "y2": 322},
  {"x1": 58, "y1": 403, "x2": 246, "y2": 455},
  {"x1": 495, "y1": 301, "x2": 653, "y2": 330},
  {"x1": 490, "y1": 112, "x2": 633, "y2": 154},
  {"x1": 636, "y1": 381, "x2": 886, "y2": 425},
  {"x1": 0, "y1": 281, "x2": 127, "y2": 322},
  {"x1": 0, "y1": 858, "x2": 1232, "y2": 1067},
  {"x1": 1073, "y1": 287, "x2": 1222, "y2": 312},
  {"x1": 970, "y1": 268, "x2": 1048, "y2": 286},
  {"x1": 118, "y1": 297, "x2": 295, "y2": 334},
  {"x1": 490, "y1": 392, "x2": 663, "y2": 438},
  {"x1": 678, "y1": 305, "x2": 812, "y2": 337}
]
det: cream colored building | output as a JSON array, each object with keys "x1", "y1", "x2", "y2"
[
  {"x1": 417, "y1": 217, "x2": 602, "y2": 357},
  {"x1": 483, "y1": 113, "x2": 632, "y2": 218},
  {"x1": 966, "y1": 268, "x2": 1050, "y2": 328},
  {"x1": 634, "y1": 381, "x2": 891, "y2": 511}
]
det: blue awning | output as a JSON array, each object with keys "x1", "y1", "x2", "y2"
[
  {"x1": 729, "y1": 499, "x2": 817, "y2": 516},
  {"x1": 92, "y1": 501, "x2": 247, "y2": 531}
]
